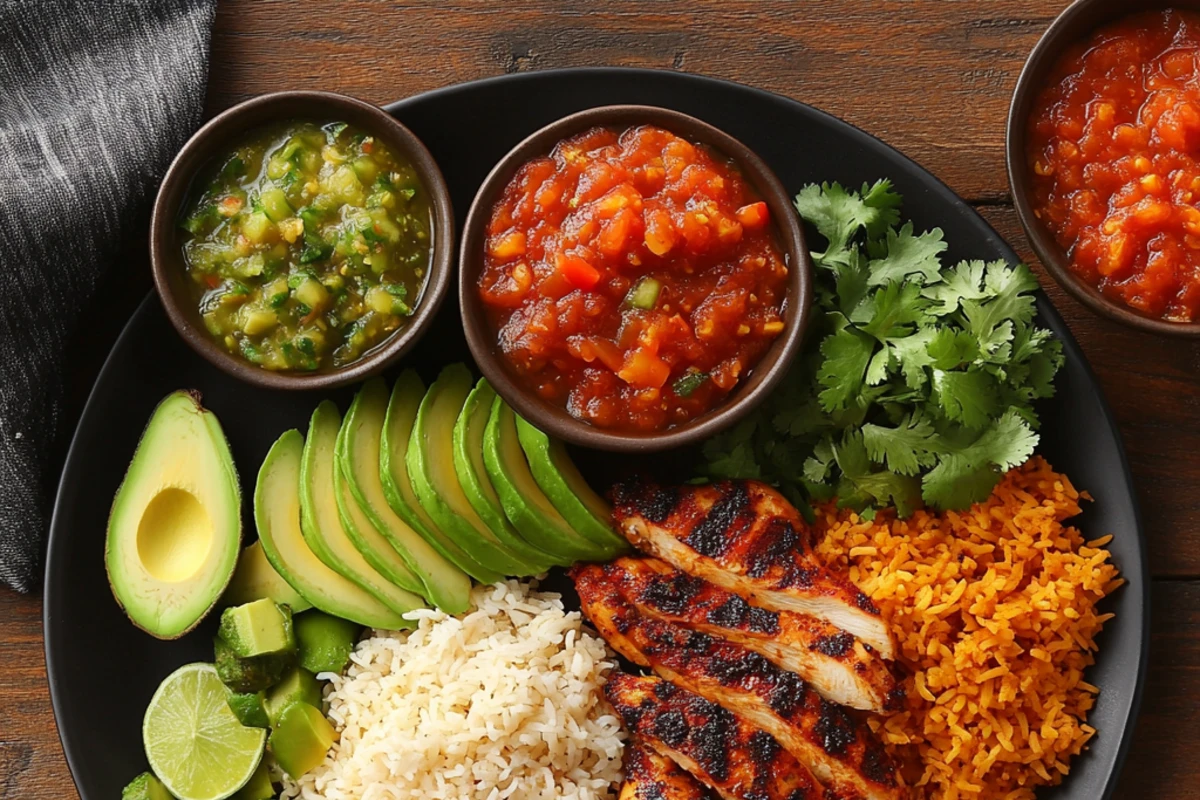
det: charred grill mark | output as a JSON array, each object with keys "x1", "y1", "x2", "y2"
[
  {"x1": 812, "y1": 631, "x2": 855, "y2": 658},
  {"x1": 748, "y1": 729, "x2": 781, "y2": 767},
  {"x1": 686, "y1": 696, "x2": 734, "y2": 783},
  {"x1": 746, "y1": 605, "x2": 781, "y2": 634},
  {"x1": 813, "y1": 699, "x2": 856, "y2": 757},
  {"x1": 859, "y1": 738, "x2": 897, "y2": 786},
  {"x1": 614, "y1": 481, "x2": 681, "y2": 524},
  {"x1": 885, "y1": 685, "x2": 907, "y2": 712},
  {"x1": 640, "y1": 571, "x2": 704, "y2": 616},
  {"x1": 685, "y1": 483, "x2": 750, "y2": 559},
  {"x1": 654, "y1": 710, "x2": 689, "y2": 748},
  {"x1": 855, "y1": 591, "x2": 880, "y2": 614},
  {"x1": 766, "y1": 670, "x2": 809, "y2": 717},
  {"x1": 745, "y1": 518, "x2": 803, "y2": 579}
]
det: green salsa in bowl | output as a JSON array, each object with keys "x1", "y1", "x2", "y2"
[{"x1": 151, "y1": 91, "x2": 454, "y2": 390}]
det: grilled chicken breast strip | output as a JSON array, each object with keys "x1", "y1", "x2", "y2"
[
  {"x1": 620, "y1": 740, "x2": 714, "y2": 800},
  {"x1": 594, "y1": 557, "x2": 899, "y2": 712},
  {"x1": 606, "y1": 672, "x2": 837, "y2": 800},
  {"x1": 576, "y1": 566, "x2": 899, "y2": 800},
  {"x1": 611, "y1": 479, "x2": 895, "y2": 659}
]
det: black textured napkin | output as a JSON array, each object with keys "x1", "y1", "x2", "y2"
[{"x1": 0, "y1": 0, "x2": 217, "y2": 592}]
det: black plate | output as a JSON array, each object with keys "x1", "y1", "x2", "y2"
[{"x1": 44, "y1": 68, "x2": 1148, "y2": 800}]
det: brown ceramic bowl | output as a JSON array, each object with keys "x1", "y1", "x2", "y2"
[
  {"x1": 1007, "y1": 0, "x2": 1200, "y2": 336},
  {"x1": 460, "y1": 105, "x2": 813, "y2": 453},
  {"x1": 150, "y1": 90, "x2": 455, "y2": 389}
]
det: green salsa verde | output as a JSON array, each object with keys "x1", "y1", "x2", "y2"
[{"x1": 180, "y1": 120, "x2": 432, "y2": 371}]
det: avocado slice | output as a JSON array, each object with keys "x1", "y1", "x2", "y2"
[
  {"x1": 339, "y1": 378, "x2": 472, "y2": 613},
  {"x1": 295, "y1": 610, "x2": 361, "y2": 674},
  {"x1": 106, "y1": 390, "x2": 241, "y2": 639},
  {"x1": 332, "y1": 457, "x2": 422, "y2": 596},
  {"x1": 265, "y1": 665, "x2": 323, "y2": 725},
  {"x1": 218, "y1": 599, "x2": 295, "y2": 658},
  {"x1": 408, "y1": 365, "x2": 547, "y2": 577},
  {"x1": 232, "y1": 760, "x2": 273, "y2": 800},
  {"x1": 515, "y1": 414, "x2": 629, "y2": 555},
  {"x1": 484, "y1": 398, "x2": 615, "y2": 562},
  {"x1": 381, "y1": 371, "x2": 503, "y2": 584},
  {"x1": 301, "y1": 401, "x2": 426, "y2": 618},
  {"x1": 454, "y1": 379, "x2": 565, "y2": 569},
  {"x1": 269, "y1": 701, "x2": 335, "y2": 779},
  {"x1": 223, "y1": 541, "x2": 312, "y2": 612},
  {"x1": 255, "y1": 430, "x2": 408, "y2": 630}
]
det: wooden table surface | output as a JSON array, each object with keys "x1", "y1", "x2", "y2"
[{"x1": 2, "y1": 1, "x2": 1195, "y2": 797}]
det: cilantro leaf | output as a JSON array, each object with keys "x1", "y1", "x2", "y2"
[
  {"x1": 817, "y1": 328, "x2": 875, "y2": 411},
  {"x1": 865, "y1": 223, "x2": 947, "y2": 286},
  {"x1": 932, "y1": 369, "x2": 999, "y2": 428}
]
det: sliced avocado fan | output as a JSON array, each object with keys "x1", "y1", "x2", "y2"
[
  {"x1": 255, "y1": 430, "x2": 408, "y2": 629},
  {"x1": 339, "y1": 379, "x2": 472, "y2": 614},
  {"x1": 454, "y1": 378, "x2": 564, "y2": 570},
  {"x1": 407, "y1": 365, "x2": 545, "y2": 577},
  {"x1": 300, "y1": 401, "x2": 426, "y2": 618},
  {"x1": 380, "y1": 370, "x2": 503, "y2": 584}
]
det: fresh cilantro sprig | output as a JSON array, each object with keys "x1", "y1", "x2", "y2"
[{"x1": 699, "y1": 180, "x2": 1063, "y2": 518}]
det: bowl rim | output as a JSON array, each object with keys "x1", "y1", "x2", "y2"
[
  {"x1": 149, "y1": 89, "x2": 456, "y2": 389},
  {"x1": 1006, "y1": 0, "x2": 1200, "y2": 336},
  {"x1": 458, "y1": 103, "x2": 813, "y2": 452}
]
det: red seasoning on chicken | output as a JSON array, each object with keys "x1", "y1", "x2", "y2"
[
  {"x1": 477, "y1": 124, "x2": 789, "y2": 432},
  {"x1": 611, "y1": 479, "x2": 895, "y2": 659},
  {"x1": 619, "y1": 740, "x2": 714, "y2": 800}
]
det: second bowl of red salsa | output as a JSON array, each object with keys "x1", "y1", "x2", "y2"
[{"x1": 462, "y1": 106, "x2": 810, "y2": 450}]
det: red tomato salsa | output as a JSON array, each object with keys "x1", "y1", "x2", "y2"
[
  {"x1": 1028, "y1": 9, "x2": 1200, "y2": 321},
  {"x1": 478, "y1": 125, "x2": 790, "y2": 432}
]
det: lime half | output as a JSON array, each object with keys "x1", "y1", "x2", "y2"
[{"x1": 143, "y1": 663, "x2": 266, "y2": 800}]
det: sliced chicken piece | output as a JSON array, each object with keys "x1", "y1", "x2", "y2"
[
  {"x1": 576, "y1": 566, "x2": 899, "y2": 800},
  {"x1": 593, "y1": 557, "x2": 900, "y2": 712},
  {"x1": 611, "y1": 479, "x2": 894, "y2": 659},
  {"x1": 606, "y1": 672, "x2": 837, "y2": 800},
  {"x1": 620, "y1": 739, "x2": 715, "y2": 800}
]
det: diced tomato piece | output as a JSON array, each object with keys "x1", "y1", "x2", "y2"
[
  {"x1": 617, "y1": 347, "x2": 671, "y2": 389},
  {"x1": 556, "y1": 253, "x2": 601, "y2": 290},
  {"x1": 597, "y1": 208, "x2": 637, "y2": 258},
  {"x1": 735, "y1": 202, "x2": 769, "y2": 230}
]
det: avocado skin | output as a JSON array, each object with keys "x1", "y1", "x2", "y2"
[
  {"x1": 218, "y1": 599, "x2": 296, "y2": 658},
  {"x1": 213, "y1": 636, "x2": 293, "y2": 693},
  {"x1": 295, "y1": 611, "x2": 361, "y2": 675},
  {"x1": 121, "y1": 772, "x2": 173, "y2": 800},
  {"x1": 226, "y1": 691, "x2": 270, "y2": 728},
  {"x1": 269, "y1": 701, "x2": 335, "y2": 779}
]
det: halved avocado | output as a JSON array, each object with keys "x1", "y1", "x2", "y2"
[
  {"x1": 454, "y1": 379, "x2": 564, "y2": 569},
  {"x1": 339, "y1": 379, "x2": 472, "y2": 614},
  {"x1": 106, "y1": 390, "x2": 241, "y2": 639},
  {"x1": 254, "y1": 430, "x2": 408, "y2": 629},
  {"x1": 515, "y1": 414, "x2": 629, "y2": 554},
  {"x1": 380, "y1": 371, "x2": 502, "y2": 584},
  {"x1": 223, "y1": 541, "x2": 312, "y2": 612},
  {"x1": 300, "y1": 401, "x2": 426, "y2": 618},
  {"x1": 407, "y1": 365, "x2": 543, "y2": 577},
  {"x1": 484, "y1": 398, "x2": 615, "y2": 562}
]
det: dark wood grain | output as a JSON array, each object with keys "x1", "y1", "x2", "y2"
[{"x1": 6, "y1": 1, "x2": 1198, "y2": 798}]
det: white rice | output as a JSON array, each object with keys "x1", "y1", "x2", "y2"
[{"x1": 280, "y1": 580, "x2": 626, "y2": 800}]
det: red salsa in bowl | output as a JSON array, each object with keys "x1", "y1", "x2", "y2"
[
  {"x1": 1028, "y1": 8, "x2": 1200, "y2": 323},
  {"x1": 477, "y1": 124, "x2": 790, "y2": 432}
]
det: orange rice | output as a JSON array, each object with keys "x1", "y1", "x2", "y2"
[{"x1": 813, "y1": 457, "x2": 1123, "y2": 800}]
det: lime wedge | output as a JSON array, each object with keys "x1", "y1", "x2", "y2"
[{"x1": 143, "y1": 663, "x2": 266, "y2": 800}]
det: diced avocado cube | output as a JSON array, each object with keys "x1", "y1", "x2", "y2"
[
  {"x1": 218, "y1": 599, "x2": 296, "y2": 658},
  {"x1": 241, "y1": 308, "x2": 278, "y2": 337},
  {"x1": 121, "y1": 771, "x2": 174, "y2": 800},
  {"x1": 226, "y1": 690, "x2": 270, "y2": 728},
  {"x1": 269, "y1": 702, "x2": 335, "y2": 779},
  {"x1": 295, "y1": 611, "x2": 362, "y2": 675},
  {"x1": 265, "y1": 666, "x2": 322, "y2": 726},
  {"x1": 351, "y1": 156, "x2": 378, "y2": 184},
  {"x1": 232, "y1": 759, "x2": 274, "y2": 800},
  {"x1": 259, "y1": 187, "x2": 293, "y2": 222},
  {"x1": 214, "y1": 636, "x2": 293, "y2": 693},
  {"x1": 292, "y1": 277, "x2": 328, "y2": 311}
]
